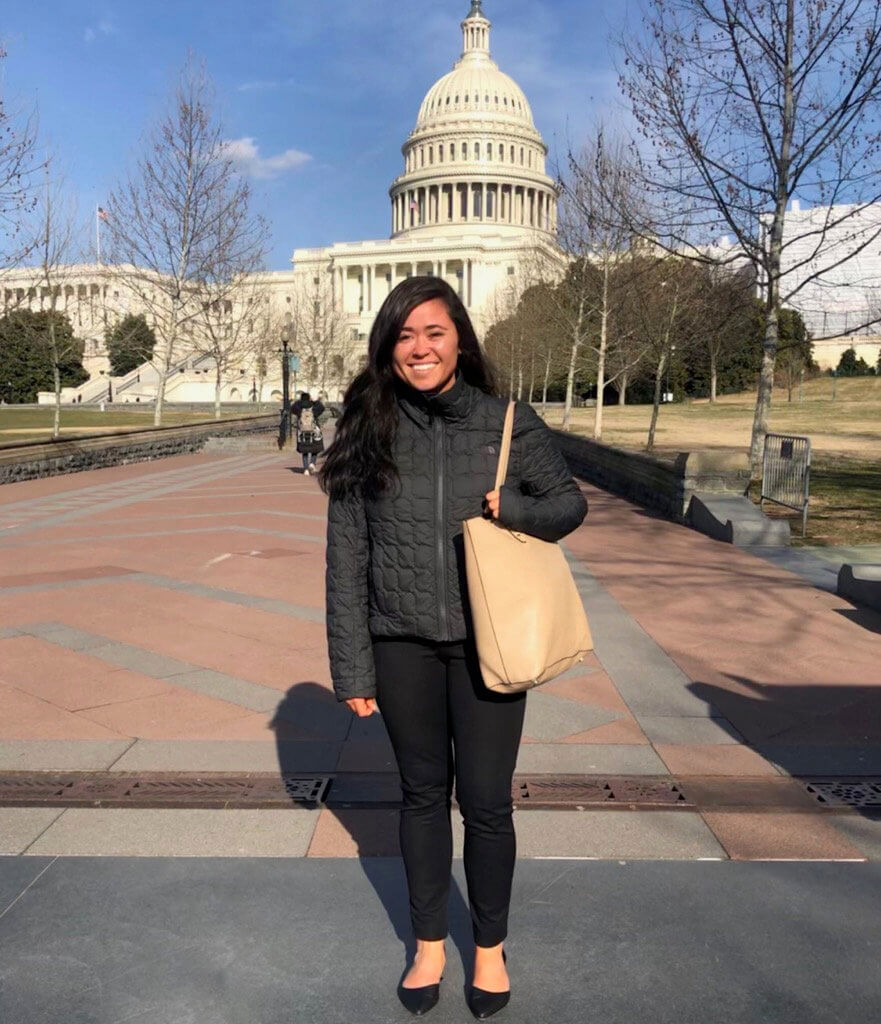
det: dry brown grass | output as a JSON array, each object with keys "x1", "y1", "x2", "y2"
[{"x1": 541, "y1": 376, "x2": 881, "y2": 546}]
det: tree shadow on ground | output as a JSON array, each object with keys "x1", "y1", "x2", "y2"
[
  {"x1": 688, "y1": 674, "x2": 881, "y2": 821},
  {"x1": 268, "y1": 681, "x2": 476, "y2": 986}
]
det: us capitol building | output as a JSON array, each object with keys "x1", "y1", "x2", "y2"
[{"x1": 3, "y1": 0, "x2": 564, "y2": 406}]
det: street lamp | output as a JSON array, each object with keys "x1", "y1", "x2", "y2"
[{"x1": 279, "y1": 316, "x2": 300, "y2": 444}]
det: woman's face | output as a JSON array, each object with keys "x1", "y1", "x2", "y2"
[{"x1": 391, "y1": 298, "x2": 459, "y2": 394}]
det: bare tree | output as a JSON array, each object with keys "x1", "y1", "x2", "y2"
[
  {"x1": 106, "y1": 59, "x2": 264, "y2": 425},
  {"x1": 561, "y1": 128, "x2": 650, "y2": 439},
  {"x1": 620, "y1": 0, "x2": 881, "y2": 473},
  {"x1": 0, "y1": 46, "x2": 43, "y2": 276},
  {"x1": 287, "y1": 272, "x2": 353, "y2": 398},
  {"x1": 31, "y1": 165, "x2": 85, "y2": 437},
  {"x1": 625, "y1": 255, "x2": 702, "y2": 451}
]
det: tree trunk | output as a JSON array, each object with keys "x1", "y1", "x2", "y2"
[
  {"x1": 562, "y1": 339, "x2": 579, "y2": 431},
  {"x1": 516, "y1": 362, "x2": 523, "y2": 401},
  {"x1": 541, "y1": 352, "x2": 551, "y2": 417},
  {"x1": 646, "y1": 350, "x2": 666, "y2": 452},
  {"x1": 528, "y1": 349, "x2": 536, "y2": 404},
  {"x1": 593, "y1": 263, "x2": 610, "y2": 441},
  {"x1": 709, "y1": 349, "x2": 718, "y2": 403},
  {"x1": 748, "y1": 0, "x2": 794, "y2": 478},
  {"x1": 749, "y1": 299, "x2": 780, "y2": 474},
  {"x1": 618, "y1": 371, "x2": 628, "y2": 406},
  {"x1": 214, "y1": 363, "x2": 222, "y2": 419},
  {"x1": 53, "y1": 363, "x2": 61, "y2": 440}
]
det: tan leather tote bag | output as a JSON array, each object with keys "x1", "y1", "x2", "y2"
[{"x1": 463, "y1": 401, "x2": 593, "y2": 693}]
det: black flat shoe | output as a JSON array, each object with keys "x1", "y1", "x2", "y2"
[
  {"x1": 467, "y1": 987, "x2": 510, "y2": 1019},
  {"x1": 397, "y1": 977, "x2": 442, "y2": 1016},
  {"x1": 468, "y1": 950, "x2": 509, "y2": 1019}
]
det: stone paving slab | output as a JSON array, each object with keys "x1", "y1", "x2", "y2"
[
  {"x1": 1, "y1": 857, "x2": 879, "y2": 1024},
  {"x1": 110, "y1": 739, "x2": 343, "y2": 773},
  {"x1": 21, "y1": 808, "x2": 320, "y2": 857},
  {"x1": 0, "y1": 808, "x2": 65, "y2": 855},
  {"x1": 515, "y1": 743, "x2": 668, "y2": 775},
  {"x1": 827, "y1": 813, "x2": 881, "y2": 861},
  {"x1": 0, "y1": 739, "x2": 134, "y2": 770},
  {"x1": 637, "y1": 714, "x2": 745, "y2": 745}
]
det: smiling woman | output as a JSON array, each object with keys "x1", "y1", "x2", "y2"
[
  {"x1": 317, "y1": 274, "x2": 588, "y2": 1018},
  {"x1": 392, "y1": 298, "x2": 460, "y2": 395}
]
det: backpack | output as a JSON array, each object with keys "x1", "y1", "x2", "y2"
[{"x1": 297, "y1": 404, "x2": 319, "y2": 440}]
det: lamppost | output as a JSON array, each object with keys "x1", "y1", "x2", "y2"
[
  {"x1": 280, "y1": 329, "x2": 291, "y2": 442},
  {"x1": 279, "y1": 318, "x2": 299, "y2": 444}
]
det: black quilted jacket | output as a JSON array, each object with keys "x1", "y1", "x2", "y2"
[{"x1": 325, "y1": 371, "x2": 588, "y2": 701}]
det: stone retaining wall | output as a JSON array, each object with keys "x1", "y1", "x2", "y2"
[
  {"x1": 551, "y1": 430, "x2": 751, "y2": 520},
  {"x1": 0, "y1": 416, "x2": 277, "y2": 484}
]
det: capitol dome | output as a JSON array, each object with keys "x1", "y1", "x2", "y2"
[{"x1": 389, "y1": 0, "x2": 557, "y2": 240}]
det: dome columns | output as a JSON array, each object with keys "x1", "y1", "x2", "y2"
[{"x1": 391, "y1": 179, "x2": 557, "y2": 234}]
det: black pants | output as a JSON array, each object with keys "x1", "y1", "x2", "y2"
[{"x1": 373, "y1": 636, "x2": 526, "y2": 947}]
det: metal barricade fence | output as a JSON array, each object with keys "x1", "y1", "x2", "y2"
[{"x1": 761, "y1": 433, "x2": 811, "y2": 536}]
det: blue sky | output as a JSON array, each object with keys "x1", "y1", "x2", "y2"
[{"x1": 2, "y1": 0, "x2": 634, "y2": 269}]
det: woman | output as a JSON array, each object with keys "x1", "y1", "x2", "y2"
[
  {"x1": 319, "y1": 277, "x2": 587, "y2": 1019},
  {"x1": 292, "y1": 390, "x2": 325, "y2": 474}
]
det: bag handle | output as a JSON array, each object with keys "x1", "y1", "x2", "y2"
[{"x1": 493, "y1": 401, "x2": 516, "y2": 491}]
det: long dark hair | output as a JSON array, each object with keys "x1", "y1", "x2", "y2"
[{"x1": 318, "y1": 276, "x2": 498, "y2": 500}]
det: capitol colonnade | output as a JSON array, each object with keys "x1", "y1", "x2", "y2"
[
  {"x1": 391, "y1": 182, "x2": 558, "y2": 235},
  {"x1": 330, "y1": 257, "x2": 478, "y2": 315}
]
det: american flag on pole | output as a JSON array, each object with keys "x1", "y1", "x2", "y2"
[
  {"x1": 409, "y1": 198, "x2": 419, "y2": 211},
  {"x1": 97, "y1": 206, "x2": 109, "y2": 222}
]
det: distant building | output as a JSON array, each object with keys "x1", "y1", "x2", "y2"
[{"x1": 1, "y1": 1, "x2": 564, "y2": 406}]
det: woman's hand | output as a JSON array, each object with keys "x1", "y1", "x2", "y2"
[
  {"x1": 483, "y1": 489, "x2": 501, "y2": 520},
  {"x1": 346, "y1": 697, "x2": 378, "y2": 717}
]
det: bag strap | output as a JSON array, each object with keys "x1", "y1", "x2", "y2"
[{"x1": 493, "y1": 401, "x2": 516, "y2": 491}]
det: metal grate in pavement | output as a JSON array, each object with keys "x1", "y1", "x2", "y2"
[
  {"x1": 805, "y1": 780, "x2": 881, "y2": 809},
  {"x1": 513, "y1": 776, "x2": 691, "y2": 808},
  {"x1": 0, "y1": 772, "x2": 331, "y2": 809}
]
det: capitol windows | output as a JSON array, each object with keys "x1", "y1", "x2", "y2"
[
  {"x1": 451, "y1": 142, "x2": 456, "y2": 159},
  {"x1": 475, "y1": 142, "x2": 480, "y2": 160},
  {"x1": 429, "y1": 146, "x2": 434, "y2": 164},
  {"x1": 510, "y1": 145, "x2": 515, "y2": 161},
  {"x1": 487, "y1": 142, "x2": 492, "y2": 160},
  {"x1": 520, "y1": 147, "x2": 525, "y2": 164},
  {"x1": 462, "y1": 142, "x2": 468, "y2": 159}
]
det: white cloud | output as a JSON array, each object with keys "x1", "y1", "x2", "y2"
[
  {"x1": 237, "y1": 78, "x2": 295, "y2": 93},
  {"x1": 219, "y1": 137, "x2": 312, "y2": 179},
  {"x1": 84, "y1": 18, "x2": 116, "y2": 44}
]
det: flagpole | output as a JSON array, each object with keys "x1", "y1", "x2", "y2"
[{"x1": 96, "y1": 205, "x2": 101, "y2": 264}]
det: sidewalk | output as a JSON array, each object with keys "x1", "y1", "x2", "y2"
[
  {"x1": 1, "y1": 447, "x2": 880, "y2": 861},
  {"x1": 2, "y1": 446, "x2": 881, "y2": 1022}
]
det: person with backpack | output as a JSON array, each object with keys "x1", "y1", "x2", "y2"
[{"x1": 292, "y1": 391, "x2": 325, "y2": 474}]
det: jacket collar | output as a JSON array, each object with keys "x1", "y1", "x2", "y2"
[{"x1": 394, "y1": 368, "x2": 476, "y2": 424}]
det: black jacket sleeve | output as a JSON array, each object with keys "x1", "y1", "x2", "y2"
[
  {"x1": 497, "y1": 402, "x2": 588, "y2": 542},
  {"x1": 325, "y1": 489, "x2": 376, "y2": 701}
]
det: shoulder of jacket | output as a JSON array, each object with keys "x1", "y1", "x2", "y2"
[{"x1": 511, "y1": 400, "x2": 544, "y2": 436}]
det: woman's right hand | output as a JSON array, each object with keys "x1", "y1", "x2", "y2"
[{"x1": 346, "y1": 697, "x2": 379, "y2": 717}]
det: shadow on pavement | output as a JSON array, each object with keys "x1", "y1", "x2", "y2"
[
  {"x1": 688, "y1": 675, "x2": 881, "y2": 818},
  {"x1": 267, "y1": 682, "x2": 477, "y2": 984}
]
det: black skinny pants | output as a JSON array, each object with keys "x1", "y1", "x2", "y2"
[{"x1": 373, "y1": 636, "x2": 526, "y2": 947}]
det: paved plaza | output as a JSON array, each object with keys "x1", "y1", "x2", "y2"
[{"x1": 1, "y1": 443, "x2": 881, "y2": 1021}]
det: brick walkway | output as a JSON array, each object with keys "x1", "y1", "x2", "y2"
[{"x1": 1, "y1": 445, "x2": 880, "y2": 861}]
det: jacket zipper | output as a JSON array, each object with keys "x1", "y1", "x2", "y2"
[{"x1": 434, "y1": 413, "x2": 449, "y2": 640}]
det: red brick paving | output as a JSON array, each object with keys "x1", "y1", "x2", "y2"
[{"x1": 1, "y1": 454, "x2": 880, "y2": 860}]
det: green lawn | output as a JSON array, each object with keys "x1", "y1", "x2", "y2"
[{"x1": 0, "y1": 406, "x2": 271, "y2": 445}]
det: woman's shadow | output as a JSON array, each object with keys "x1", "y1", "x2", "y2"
[{"x1": 268, "y1": 681, "x2": 476, "y2": 987}]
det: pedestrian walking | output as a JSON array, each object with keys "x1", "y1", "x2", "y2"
[
  {"x1": 318, "y1": 276, "x2": 587, "y2": 1019},
  {"x1": 292, "y1": 391, "x2": 325, "y2": 474}
]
